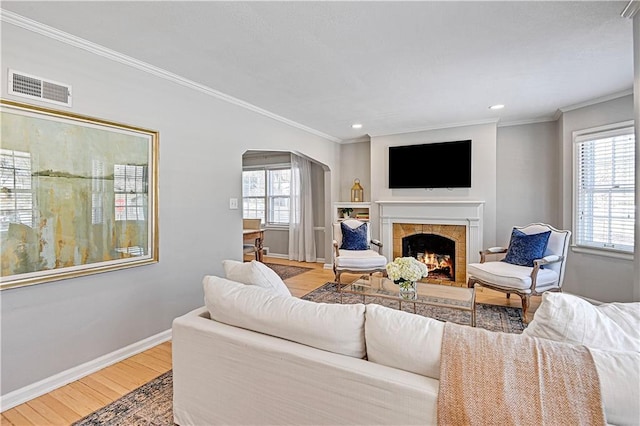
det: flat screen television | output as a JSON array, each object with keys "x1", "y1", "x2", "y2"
[{"x1": 388, "y1": 140, "x2": 472, "y2": 188}]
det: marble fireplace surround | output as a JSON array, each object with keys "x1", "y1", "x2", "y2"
[{"x1": 376, "y1": 200, "x2": 485, "y2": 286}]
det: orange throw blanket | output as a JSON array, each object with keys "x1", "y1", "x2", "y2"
[{"x1": 437, "y1": 322, "x2": 605, "y2": 425}]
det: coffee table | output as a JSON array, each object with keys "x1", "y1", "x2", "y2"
[{"x1": 339, "y1": 275, "x2": 477, "y2": 326}]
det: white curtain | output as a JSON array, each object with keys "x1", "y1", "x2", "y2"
[{"x1": 289, "y1": 154, "x2": 316, "y2": 262}]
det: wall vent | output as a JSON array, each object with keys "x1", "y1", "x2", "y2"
[{"x1": 8, "y1": 69, "x2": 72, "y2": 107}]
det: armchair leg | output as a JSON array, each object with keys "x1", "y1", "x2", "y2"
[
  {"x1": 466, "y1": 277, "x2": 475, "y2": 289},
  {"x1": 335, "y1": 270, "x2": 342, "y2": 284},
  {"x1": 520, "y1": 294, "x2": 530, "y2": 324}
]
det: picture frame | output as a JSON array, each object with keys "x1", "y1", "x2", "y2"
[{"x1": 0, "y1": 99, "x2": 159, "y2": 290}]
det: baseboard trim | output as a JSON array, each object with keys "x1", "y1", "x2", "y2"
[
  {"x1": 0, "y1": 329, "x2": 172, "y2": 411},
  {"x1": 265, "y1": 252, "x2": 288, "y2": 259},
  {"x1": 266, "y1": 253, "x2": 326, "y2": 264}
]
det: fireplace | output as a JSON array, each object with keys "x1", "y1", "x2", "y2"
[
  {"x1": 392, "y1": 223, "x2": 467, "y2": 287},
  {"x1": 377, "y1": 200, "x2": 485, "y2": 287},
  {"x1": 402, "y1": 233, "x2": 455, "y2": 282}
]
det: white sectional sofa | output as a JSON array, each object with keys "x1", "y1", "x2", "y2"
[{"x1": 172, "y1": 261, "x2": 640, "y2": 426}]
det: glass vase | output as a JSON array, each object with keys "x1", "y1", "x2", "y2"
[{"x1": 396, "y1": 280, "x2": 417, "y2": 300}]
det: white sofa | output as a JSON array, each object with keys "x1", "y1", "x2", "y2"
[{"x1": 172, "y1": 267, "x2": 640, "y2": 426}]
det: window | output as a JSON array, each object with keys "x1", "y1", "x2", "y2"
[
  {"x1": 574, "y1": 122, "x2": 634, "y2": 253},
  {"x1": 242, "y1": 167, "x2": 290, "y2": 225},
  {"x1": 114, "y1": 164, "x2": 148, "y2": 222},
  {"x1": 0, "y1": 149, "x2": 33, "y2": 232}
]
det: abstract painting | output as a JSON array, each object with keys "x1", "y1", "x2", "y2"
[{"x1": 0, "y1": 100, "x2": 158, "y2": 289}]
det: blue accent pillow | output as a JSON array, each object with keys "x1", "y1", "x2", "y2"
[
  {"x1": 502, "y1": 228, "x2": 551, "y2": 267},
  {"x1": 340, "y1": 222, "x2": 368, "y2": 250}
]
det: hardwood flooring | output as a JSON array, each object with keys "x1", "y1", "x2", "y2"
[{"x1": 1, "y1": 256, "x2": 540, "y2": 425}]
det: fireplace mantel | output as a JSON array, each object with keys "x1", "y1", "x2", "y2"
[{"x1": 375, "y1": 200, "x2": 484, "y2": 264}]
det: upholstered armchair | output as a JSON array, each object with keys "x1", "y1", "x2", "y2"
[
  {"x1": 332, "y1": 219, "x2": 388, "y2": 284},
  {"x1": 467, "y1": 223, "x2": 571, "y2": 323}
]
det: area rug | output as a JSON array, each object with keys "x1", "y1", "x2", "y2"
[
  {"x1": 302, "y1": 282, "x2": 525, "y2": 334},
  {"x1": 73, "y1": 370, "x2": 174, "y2": 425},
  {"x1": 263, "y1": 262, "x2": 312, "y2": 280}
]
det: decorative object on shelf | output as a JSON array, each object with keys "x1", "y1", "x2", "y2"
[
  {"x1": 386, "y1": 257, "x2": 428, "y2": 299},
  {"x1": 350, "y1": 178, "x2": 364, "y2": 202},
  {"x1": 340, "y1": 207, "x2": 354, "y2": 219}
]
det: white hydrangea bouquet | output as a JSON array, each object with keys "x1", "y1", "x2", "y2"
[{"x1": 385, "y1": 256, "x2": 428, "y2": 293}]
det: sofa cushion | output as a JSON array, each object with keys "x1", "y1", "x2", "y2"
[
  {"x1": 467, "y1": 261, "x2": 559, "y2": 291},
  {"x1": 523, "y1": 292, "x2": 640, "y2": 352},
  {"x1": 203, "y1": 275, "x2": 366, "y2": 358},
  {"x1": 365, "y1": 303, "x2": 444, "y2": 380},
  {"x1": 222, "y1": 259, "x2": 291, "y2": 297},
  {"x1": 590, "y1": 348, "x2": 640, "y2": 425},
  {"x1": 335, "y1": 249, "x2": 387, "y2": 269}
]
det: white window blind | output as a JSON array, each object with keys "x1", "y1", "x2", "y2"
[
  {"x1": 0, "y1": 149, "x2": 33, "y2": 232},
  {"x1": 574, "y1": 125, "x2": 634, "y2": 253},
  {"x1": 242, "y1": 167, "x2": 291, "y2": 225}
]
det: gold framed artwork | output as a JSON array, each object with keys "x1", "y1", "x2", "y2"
[{"x1": 0, "y1": 100, "x2": 159, "y2": 290}]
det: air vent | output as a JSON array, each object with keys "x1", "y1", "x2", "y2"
[{"x1": 8, "y1": 69, "x2": 72, "y2": 107}]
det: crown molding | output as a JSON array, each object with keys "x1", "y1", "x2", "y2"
[
  {"x1": 621, "y1": 0, "x2": 640, "y2": 18},
  {"x1": 369, "y1": 118, "x2": 499, "y2": 138},
  {"x1": 552, "y1": 108, "x2": 563, "y2": 121},
  {"x1": 0, "y1": 9, "x2": 342, "y2": 143},
  {"x1": 497, "y1": 116, "x2": 558, "y2": 128},
  {"x1": 340, "y1": 135, "x2": 371, "y2": 144},
  {"x1": 558, "y1": 89, "x2": 634, "y2": 113}
]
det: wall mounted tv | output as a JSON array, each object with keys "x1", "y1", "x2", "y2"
[{"x1": 388, "y1": 140, "x2": 472, "y2": 188}]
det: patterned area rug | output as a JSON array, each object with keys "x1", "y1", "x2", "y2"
[
  {"x1": 73, "y1": 370, "x2": 173, "y2": 425},
  {"x1": 264, "y1": 262, "x2": 312, "y2": 280},
  {"x1": 302, "y1": 282, "x2": 525, "y2": 334}
]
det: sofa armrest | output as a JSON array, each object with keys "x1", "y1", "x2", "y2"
[
  {"x1": 530, "y1": 255, "x2": 564, "y2": 292},
  {"x1": 333, "y1": 239, "x2": 340, "y2": 258},
  {"x1": 172, "y1": 310, "x2": 439, "y2": 426},
  {"x1": 370, "y1": 239, "x2": 383, "y2": 254},
  {"x1": 479, "y1": 247, "x2": 507, "y2": 263}
]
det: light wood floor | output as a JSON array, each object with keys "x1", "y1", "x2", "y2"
[{"x1": 1, "y1": 256, "x2": 540, "y2": 425}]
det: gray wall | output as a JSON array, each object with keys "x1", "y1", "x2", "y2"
[
  {"x1": 1, "y1": 22, "x2": 339, "y2": 394},
  {"x1": 370, "y1": 123, "x2": 498, "y2": 246},
  {"x1": 342, "y1": 114, "x2": 636, "y2": 303},
  {"x1": 339, "y1": 141, "x2": 371, "y2": 202},
  {"x1": 311, "y1": 162, "x2": 326, "y2": 260},
  {"x1": 559, "y1": 95, "x2": 635, "y2": 302},
  {"x1": 495, "y1": 121, "x2": 560, "y2": 243}
]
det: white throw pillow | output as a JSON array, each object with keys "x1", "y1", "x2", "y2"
[
  {"x1": 203, "y1": 275, "x2": 366, "y2": 358},
  {"x1": 523, "y1": 292, "x2": 640, "y2": 352},
  {"x1": 222, "y1": 259, "x2": 291, "y2": 297},
  {"x1": 365, "y1": 303, "x2": 444, "y2": 379},
  {"x1": 589, "y1": 348, "x2": 640, "y2": 426}
]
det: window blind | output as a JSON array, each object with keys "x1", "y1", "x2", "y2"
[
  {"x1": 575, "y1": 126, "x2": 634, "y2": 252},
  {"x1": 242, "y1": 167, "x2": 291, "y2": 225}
]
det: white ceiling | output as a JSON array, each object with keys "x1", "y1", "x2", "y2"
[{"x1": 1, "y1": 1, "x2": 634, "y2": 142}]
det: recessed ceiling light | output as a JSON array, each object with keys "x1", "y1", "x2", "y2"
[
  {"x1": 489, "y1": 104, "x2": 505, "y2": 110},
  {"x1": 351, "y1": 123, "x2": 363, "y2": 129}
]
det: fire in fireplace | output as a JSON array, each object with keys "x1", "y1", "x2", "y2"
[{"x1": 402, "y1": 233, "x2": 455, "y2": 281}]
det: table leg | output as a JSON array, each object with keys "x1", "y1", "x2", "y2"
[
  {"x1": 255, "y1": 237, "x2": 263, "y2": 262},
  {"x1": 471, "y1": 284, "x2": 477, "y2": 327}
]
